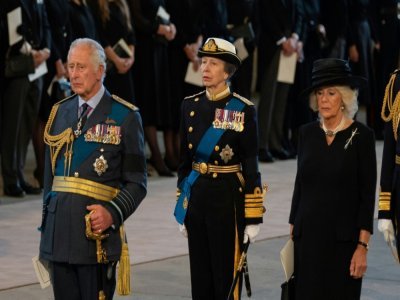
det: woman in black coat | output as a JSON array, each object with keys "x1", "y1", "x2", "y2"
[
  {"x1": 131, "y1": 0, "x2": 177, "y2": 176},
  {"x1": 89, "y1": 0, "x2": 136, "y2": 103},
  {"x1": 289, "y1": 58, "x2": 377, "y2": 299}
]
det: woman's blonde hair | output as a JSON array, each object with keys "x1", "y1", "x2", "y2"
[
  {"x1": 309, "y1": 86, "x2": 359, "y2": 119},
  {"x1": 98, "y1": 0, "x2": 132, "y2": 31}
]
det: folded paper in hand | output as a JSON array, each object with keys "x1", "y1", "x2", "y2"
[
  {"x1": 234, "y1": 38, "x2": 249, "y2": 61},
  {"x1": 280, "y1": 239, "x2": 294, "y2": 281},
  {"x1": 7, "y1": 7, "x2": 23, "y2": 46},
  {"x1": 32, "y1": 255, "x2": 51, "y2": 289},
  {"x1": 107, "y1": 39, "x2": 133, "y2": 73},
  {"x1": 277, "y1": 51, "x2": 297, "y2": 84},
  {"x1": 157, "y1": 5, "x2": 170, "y2": 22},
  {"x1": 113, "y1": 38, "x2": 133, "y2": 58},
  {"x1": 184, "y1": 62, "x2": 203, "y2": 87}
]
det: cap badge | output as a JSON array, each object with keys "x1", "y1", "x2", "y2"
[{"x1": 203, "y1": 39, "x2": 218, "y2": 52}]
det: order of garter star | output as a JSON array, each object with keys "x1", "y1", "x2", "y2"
[{"x1": 220, "y1": 145, "x2": 234, "y2": 163}]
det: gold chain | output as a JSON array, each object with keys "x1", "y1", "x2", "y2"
[
  {"x1": 43, "y1": 104, "x2": 75, "y2": 175},
  {"x1": 381, "y1": 72, "x2": 400, "y2": 141}
]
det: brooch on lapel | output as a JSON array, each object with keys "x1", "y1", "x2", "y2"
[
  {"x1": 213, "y1": 108, "x2": 245, "y2": 132},
  {"x1": 344, "y1": 128, "x2": 359, "y2": 150},
  {"x1": 84, "y1": 124, "x2": 121, "y2": 145},
  {"x1": 93, "y1": 155, "x2": 108, "y2": 176}
]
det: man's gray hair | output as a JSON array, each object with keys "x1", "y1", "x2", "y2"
[
  {"x1": 309, "y1": 86, "x2": 359, "y2": 119},
  {"x1": 68, "y1": 38, "x2": 107, "y2": 80}
]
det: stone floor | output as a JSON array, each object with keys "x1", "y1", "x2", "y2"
[{"x1": 0, "y1": 140, "x2": 399, "y2": 299}]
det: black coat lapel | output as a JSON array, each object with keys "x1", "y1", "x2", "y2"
[{"x1": 20, "y1": 0, "x2": 33, "y2": 24}]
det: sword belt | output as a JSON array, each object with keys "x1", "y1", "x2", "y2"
[
  {"x1": 52, "y1": 176, "x2": 119, "y2": 201},
  {"x1": 192, "y1": 162, "x2": 241, "y2": 175}
]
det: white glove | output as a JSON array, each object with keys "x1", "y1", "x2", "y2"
[
  {"x1": 378, "y1": 219, "x2": 395, "y2": 243},
  {"x1": 244, "y1": 224, "x2": 260, "y2": 244},
  {"x1": 179, "y1": 224, "x2": 188, "y2": 238}
]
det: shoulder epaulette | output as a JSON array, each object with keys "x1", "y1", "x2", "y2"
[
  {"x1": 55, "y1": 93, "x2": 76, "y2": 106},
  {"x1": 112, "y1": 94, "x2": 138, "y2": 111},
  {"x1": 233, "y1": 92, "x2": 254, "y2": 106},
  {"x1": 184, "y1": 90, "x2": 206, "y2": 100},
  {"x1": 381, "y1": 69, "x2": 400, "y2": 140}
]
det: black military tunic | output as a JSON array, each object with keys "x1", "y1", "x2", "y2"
[
  {"x1": 178, "y1": 86, "x2": 265, "y2": 300},
  {"x1": 379, "y1": 69, "x2": 400, "y2": 257}
]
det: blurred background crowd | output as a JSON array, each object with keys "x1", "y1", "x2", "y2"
[{"x1": 0, "y1": 0, "x2": 399, "y2": 197}]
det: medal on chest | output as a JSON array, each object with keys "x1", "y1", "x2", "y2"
[
  {"x1": 213, "y1": 108, "x2": 245, "y2": 132},
  {"x1": 84, "y1": 124, "x2": 121, "y2": 145}
]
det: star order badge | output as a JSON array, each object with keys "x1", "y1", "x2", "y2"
[
  {"x1": 220, "y1": 144, "x2": 234, "y2": 163},
  {"x1": 93, "y1": 155, "x2": 108, "y2": 176}
]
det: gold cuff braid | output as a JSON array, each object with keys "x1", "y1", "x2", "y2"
[
  {"x1": 245, "y1": 185, "x2": 267, "y2": 218},
  {"x1": 379, "y1": 191, "x2": 391, "y2": 211}
]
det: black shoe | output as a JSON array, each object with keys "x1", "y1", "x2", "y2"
[
  {"x1": 4, "y1": 185, "x2": 25, "y2": 197},
  {"x1": 157, "y1": 168, "x2": 175, "y2": 177},
  {"x1": 258, "y1": 148, "x2": 274, "y2": 163},
  {"x1": 21, "y1": 182, "x2": 42, "y2": 195},
  {"x1": 34, "y1": 168, "x2": 44, "y2": 189},
  {"x1": 148, "y1": 158, "x2": 175, "y2": 177},
  {"x1": 270, "y1": 148, "x2": 291, "y2": 160}
]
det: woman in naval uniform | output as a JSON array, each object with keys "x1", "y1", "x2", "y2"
[{"x1": 175, "y1": 37, "x2": 266, "y2": 300}]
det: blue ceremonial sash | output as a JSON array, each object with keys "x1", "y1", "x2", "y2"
[
  {"x1": 54, "y1": 101, "x2": 129, "y2": 176},
  {"x1": 174, "y1": 97, "x2": 245, "y2": 224}
]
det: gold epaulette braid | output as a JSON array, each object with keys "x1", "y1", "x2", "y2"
[
  {"x1": 43, "y1": 104, "x2": 75, "y2": 176},
  {"x1": 381, "y1": 72, "x2": 400, "y2": 140}
]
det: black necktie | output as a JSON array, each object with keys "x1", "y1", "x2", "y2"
[{"x1": 79, "y1": 103, "x2": 90, "y2": 129}]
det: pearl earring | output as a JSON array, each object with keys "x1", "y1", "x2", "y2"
[{"x1": 341, "y1": 105, "x2": 345, "y2": 110}]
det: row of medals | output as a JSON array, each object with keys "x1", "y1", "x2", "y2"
[
  {"x1": 84, "y1": 124, "x2": 121, "y2": 145},
  {"x1": 212, "y1": 108, "x2": 245, "y2": 132}
]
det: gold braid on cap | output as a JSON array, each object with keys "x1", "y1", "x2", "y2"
[
  {"x1": 43, "y1": 104, "x2": 75, "y2": 176},
  {"x1": 381, "y1": 71, "x2": 400, "y2": 140},
  {"x1": 203, "y1": 39, "x2": 218, "y2": 52}
]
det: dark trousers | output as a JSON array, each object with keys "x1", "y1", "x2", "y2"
[
  {"x1": 258, "y1": 49, "x2": 290, "y2": 151},
  {"x1": 50, "y1": 262, "x2": 116, "y2": 300},
  {"x1": 1, "y1": 76, "x2": 42, "y2": 187},
  {"x1": 185, "y1": 176, "x2": 244, "y2": 300}
]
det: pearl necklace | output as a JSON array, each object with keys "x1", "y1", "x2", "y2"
[{"x1": 321, "y1": 117, "x2": 345, "y2": 137}]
